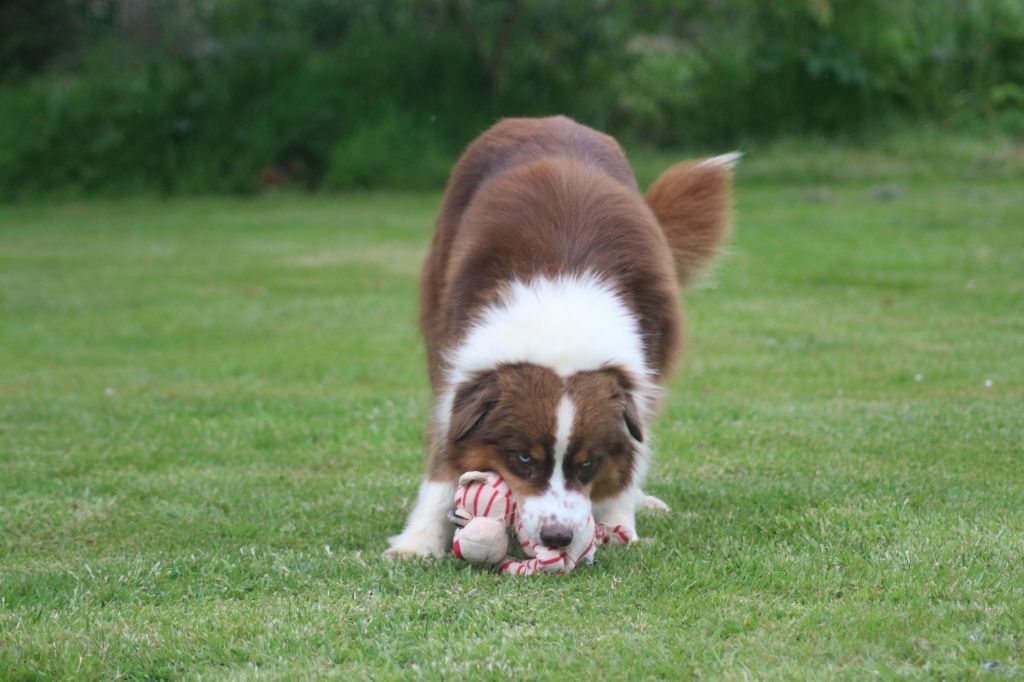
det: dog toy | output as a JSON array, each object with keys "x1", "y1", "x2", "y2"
[{"x1": 450, "y1": 471, "x2": 633, "y2": 575}]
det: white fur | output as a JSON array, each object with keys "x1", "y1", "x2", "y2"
[
  {"x1": 434, "y1": 273, "x2": 654, "y2": 445},
  {"x1": 452, "y1": 273, "x2": 648, "y2": 380},
  {"x1": 554, "y1": 394, "x2": 575, "y2": 462},
  {"x1": 518, "y1": 394, "x2": 591, "y2": 546},
  {"x1": 640, "y1": 494, "x2": 671, "y2": 512},
  {"x1": 392, "y1": 273, "x2": 659, "y2": 559},
  {"x1": 591, "y1": 486, "x2": 641, "y2": 543},
  {"x1": 591, "y1": 438, "x2": 654, "y2": 542},
  {"x1": 384, "y1": 479, "x2": 456, "y2": 559},
  {"x1": 700, "y1": 151, "x2": 742, "y2": 170}
]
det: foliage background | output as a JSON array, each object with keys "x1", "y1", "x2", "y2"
[
  {"x1": 3, "y1": 4, "x2": 1023, "y2": 677},
  {"x1": 1, "y1": 0, "x2": 1023, "y2": 198}
]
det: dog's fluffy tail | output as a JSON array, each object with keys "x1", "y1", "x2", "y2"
[{"x1": 644, "y1": 152, "x2": 739, "y2": 286}]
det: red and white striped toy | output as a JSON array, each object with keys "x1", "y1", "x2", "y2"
[{"x1": 451, "y1": 470, "x2": 633, "y2": 576}]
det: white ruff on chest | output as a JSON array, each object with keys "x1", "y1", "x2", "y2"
[{"x1": 435, "y1": 273, "x2": 654, "y2": 441}]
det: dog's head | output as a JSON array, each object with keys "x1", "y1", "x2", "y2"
[{"x1": 443, "y1": 362, "x2": 646, "y2": 550}]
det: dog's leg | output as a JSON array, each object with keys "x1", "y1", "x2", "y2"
[
  {"x1": 384, "y1": 478, "x2": 456, "y2": 559},
  {"x1": 592, "y1": 485, "x2": 641, "y2": 544},
  {"x1": 639, "y1": 493, "x2": 670, "y2": 512}
]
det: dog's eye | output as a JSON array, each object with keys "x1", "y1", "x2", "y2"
[
  {"x1": 515, "y1": 451, "x2": 533, "y2": 465},
  {"x1": 575, "y1": 458, "x2": 600, "y2": 483}
]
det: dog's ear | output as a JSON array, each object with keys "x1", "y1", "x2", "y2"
[
  {"x1": 645, "y1": 153, "x2": 737, "y2": 286},
  {"x1": 602, "y1": 366, "x2": 644, "y2": 443},
  {"x1": 622, "y1": 391, "x2": 643, "y2": 443},
  {"x1": 449, "y1": 371, "x2": 499, "y2": 443}
]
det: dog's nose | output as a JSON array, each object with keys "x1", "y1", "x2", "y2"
[{"x1": 539, "y1": 524, "x2": 574, "y2": 548}]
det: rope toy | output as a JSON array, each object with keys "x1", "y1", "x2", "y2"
[{"x1": 449, "y1": 471, "x2": 633, "y2": 575}]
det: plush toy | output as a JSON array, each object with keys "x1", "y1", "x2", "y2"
[{"x1": 450, "y1": 470, "x2": 633, "y2": 575}]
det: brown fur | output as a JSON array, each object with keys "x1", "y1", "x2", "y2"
[
  {"x1": 565, "y1": 368, "x2": 641, "y2": 499},
  {"x1": 420, "y1": 116, "x2": 732, "y2": 502},
  {"x1": 438, "y1": 364, "x2": 641, "y2": 504},
  {"x1": 645, "y1": 158, "x2": 735, "y2": 285},
  {"x1": 439, "y1": 363, "x2": 564, "y2": 499}
]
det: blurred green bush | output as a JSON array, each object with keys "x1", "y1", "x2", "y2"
[{"x1": 0, "y1": 0, "x2": 1022, "y2": 199}]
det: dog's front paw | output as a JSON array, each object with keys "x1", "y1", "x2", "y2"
[
  {"x1": 639, "y1": 494, "x2": 671, "y2": 513},
  {"x1": 383, "y1": 531, "x2": 448, "y2": 561},
  {"x1": 599, "y1": 523, "x2": 638, "y2": 545},
  {"x1": 382, "y1": 545, "x2": 437, "y2": 561}
]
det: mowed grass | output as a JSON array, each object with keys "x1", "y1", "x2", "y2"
[{"x1": 1, "y1": 137, "x2": 1023, "y2": 680}]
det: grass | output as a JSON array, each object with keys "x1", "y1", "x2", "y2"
[{"x1": 1, "y1": 135, "x2": 1023, "y2": 680}]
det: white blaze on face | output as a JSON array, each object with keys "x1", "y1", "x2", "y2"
[{"x1": 520, "y1": 393, "x2": 592, "y2": 547}]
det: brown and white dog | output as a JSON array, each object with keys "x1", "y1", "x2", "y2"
[{"x1": 385, "y1": 116, "x2": 734, "y2": 559}]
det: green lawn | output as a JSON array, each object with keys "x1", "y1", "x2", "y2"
[{"x1": 1, "y1": 137, "x2": 1023, "y2": 680}]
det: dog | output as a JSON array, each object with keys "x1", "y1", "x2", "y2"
[{"x1": 385, "y1": 116, "x2": 734, "y2": 559}]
